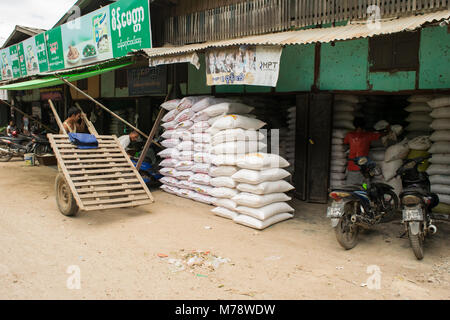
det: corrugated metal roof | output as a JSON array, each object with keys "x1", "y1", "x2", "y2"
[{"x1": 139, "y1": 10, "x2": 450, "y2": 58}]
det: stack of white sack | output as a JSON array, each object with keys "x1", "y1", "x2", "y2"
[
  {"x1": 381, "y1": 139, "x2": 410, "y2": 196},
  {"x1": 229, "y1": 153, "x2": 295, "y2": 230},
  {"x1": 404, "y1": 95, "x2": 434, "y2": 139},
  {"x1": 330, "y1": 95, "x2": 358, "y2": 188},
  {"x1": 158, "y1": 96, "x2": 221, "y2": 205},
  {"x1": 285, "y1": 106, "x2": 296, "y2": 174},
  {"x1": 208, "y1": 114, "x2": 267, "y2": 222},
  {"x1": 427, "y1": 95, "x2": 450, "y2": 214}
]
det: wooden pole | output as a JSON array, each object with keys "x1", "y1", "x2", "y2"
[
  {"x1": 48, "y1": 99, "x2": 67, "y2": 135},
  {"x1": 136, "y1": 108, "x2": 165, "y2": 171},
  {"x1": 0, "y1": 99, "x2": 57, "y2": 134},
  {"x1": 57, "y1": 76, "x2": 158, "y2": 144},
  {"x1": 74, "y1": 102, "x2": 99, "y2": 136}
]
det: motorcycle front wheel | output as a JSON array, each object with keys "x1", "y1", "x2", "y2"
[
  {"x1": 0, "y1": 148, "x2": 13, "y2": 162},
  {"x1": 408, "y1": 223, "x2": 424, "y2": 260},
  {"x1": 334, "y1": 202, "x2": 360, "y2": 250}
]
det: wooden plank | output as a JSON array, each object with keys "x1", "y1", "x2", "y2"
[
  {"x1": 79, "y1": 190, "x2": 147, "y2": 199},
  {"x1": 71, "y1": 173, "x2": 137, "y2": 181},
  {"x1": 83, "y1": 200, "x2": 152, "y2": 211},
  {"x1": 54, "y1": 143, "x2": 119, "y2": 149},
  {"x1": 52, "y1": 134, "x2": 116, "y2": 140},
  {"x1": 65, "y1": 163, "x2": 131, "y2": 170},
  {"x1": 74, "y1": 178, "x2": 141, "y2": 187},
  {"x1": 48, "y1": 100, "x2": 66, "y2": 134},
  {"x1": 82, "y1": 195, "x2": 151, "y2": 206},
  {"x1": 59, "y1": 148, "x2": 121, "y2": 154},
  {"x1": 67, "y1": 167, "x2": 135, "y2": 175},
  {"x1": 75, "y1": 102, "x2": 99, "y2": 136},
  {"x1": 64, "y1": 158, "x2": 129, "y2": 164},
  {"x1": 61, "y1": 153, "x2": 123, "y2": 160},
  {"x1": 77, "y1": 184, "x2": 144, "y2": 193}
]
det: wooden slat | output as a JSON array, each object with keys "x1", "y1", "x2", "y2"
[
  {"x1": 71, "y1": 173, "x2": 137, "y2": 181},
  {"x1": 83, "y1": 195, "x2": 151, "y2": 206},
  {"x1": 61, "y1": 153, "x2": 123, "y2": 160},
  {"x1": 68, "y1": 167, "x2": 135, "y2": 175},
  {"x1": 74, "y1": 178, "x2": 141, "y2": 187},
  {"x1": 65, "y1": 163, "x2": 131, "y2": 170},
  {"x1": 77, "y1": 184, "x2": 144, "y2": 193},
  {"x1": 64, "y1": 158, "x2": 128, "y2": 164},
  {"x1": 59, "y1": 148, "x2": 121, "y2": 154},
  {"x1": 83, "y1": 200, "x2": 152, "y2": 211},
  {"x1": 79, "y1": 190, "x2": 147, "y2": 199}
]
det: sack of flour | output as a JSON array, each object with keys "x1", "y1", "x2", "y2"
[
  {"x1": 232, "y1": 168, "x2": 291, "y2": 184},
  {"x1": 236, "y1": 153, "x2": 290, "y2": 170}
]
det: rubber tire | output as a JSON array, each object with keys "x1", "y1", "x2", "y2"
[
  {"x1": 55, "y1": 173, "x2": 79, "y2": 217},
  {"x1": 408, "y1": 223, "x2": 424, "y2": 260},
  {"x1": 0, "y1": 151, "x2": 12, "y2": 162},
  {"x1": 34, "y1": 144, "x2": 49, "y2": 156},
  {"x1": 382, "y1": 190, "x2": 399, "y2": 215},
  {"x1": 334, "y1": 202, "x2": 360, "y2": 250}
]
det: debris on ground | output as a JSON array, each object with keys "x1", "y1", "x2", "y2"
[
  {"x1": 159, "y1": 250, "x2": 231, "y2": 274},
  {"x1": 157, "y1": 253, "x2": 169, "y2": 258}
]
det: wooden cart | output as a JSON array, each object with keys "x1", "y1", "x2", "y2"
[{"x1": 47, "y1": 100, "x2": 154, "y2": 216}]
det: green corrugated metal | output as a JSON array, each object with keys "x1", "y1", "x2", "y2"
[{"x1": 419, "y1": 25, "x2": 450, "y2": 89}]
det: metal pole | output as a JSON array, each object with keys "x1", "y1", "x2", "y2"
[
  {"x1": 57, "y1": 76, "x2": 160, "y2": 147},
  {"x1": 0, "y1": 99, "x2": 57, "y2": 134}
]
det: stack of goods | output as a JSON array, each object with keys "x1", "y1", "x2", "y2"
[
  {"x1": 404, "y1": 95, "x2": 433, "y2": 140},
  {"x1": 109, "y1": 109, "x2": 127, "y2": 136},
  {"x1": 330, "y1": 94, "x2": 357, "y2": 188},
  {"x1": 231, "y1": 153, "x2": 295, "y2": 230},
  {"x1": 427, "y1": 96, "x2": 450, "y2": 215},
  {"x1": 158, "y1": 96, "x2": 218, "y2": 205},
  {"x1": 208, "y1": 113, "x2": 266, "y2": 220}
]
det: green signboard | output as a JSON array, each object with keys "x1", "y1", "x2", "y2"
[
  {"x1": 110, "y1": 0, "x2": 152, "y2": 58},
  {"x1": 1, "y1": 0, "x2": 151, "y2": 81},
  {"x1": 45, "y1": 26, "x2": 65, "y2": 71},
  {"x1": 17, "y1": 43, "x2": 28, "y2": 77},
  {"x1": 9, "y1": 45, "x2": 21, "y2": 78},
  {"x1": 35, "y1": 33, "x2": 49, "y2": 73}
]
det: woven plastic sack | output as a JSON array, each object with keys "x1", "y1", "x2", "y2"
[
  {"x1": 211, "y1": 114, "x2": 266, "y2": 130},
  {"x1": 161, "y1": 99, "x2": 180, "y2": 111},
  {"x1": 429, "y1": 142, "x2": 450, "y2": 154},
  {"x1": 427, "y1": 164, "x2": 450, "y2": 176},
  {"x1": 201, "y1": 102, "x2": 254, "y2": 117},
  {"x1": 210, "y1": 177, "x2": 236, "y2": 188},
  {"x1": 213, "y1": 198, "x2": 238, "y2": 211},
  {"x1": 405, "y1": 103, "x2": 431, "y2": 113},
  {"x1": 430, "y1": 130, "x2": 450, "y2": 142},
  {"x1": 408, "y1": 136, "x2": 431, "y2": 151},
  {"x1": 162, "y1": 108, "x2": 180, "y2": 122},
  {"x1": 236, "y1": 202, "x2": 294, "y2": 221},
  {"x1": 212, "y1": 128, "x2": 264, "y2": 146},
  {"x1": 160, "y1": 184, "x2": 179, "y2": 194},
  {"x1": 232, "y1": 168, "x2": 290, "y2": 184},
  {"x1": 158, "y1": 148, "x2": 180, "y2": 159},
  {"x1": 211, "y1": 141, "x2": 263, "y2": 155},
  {"x1": 233, "y1": 213, "x2": 293, "y2": 230},
  {"x1": 212, "y1": 207, "x2": 239, "y2": 220},
  {"x1": 237, "y1": 180, "x2": 294, "y2": 195},
  {"x1": 209, "y1": 187, "x2": 239, "y2": 199},
  {"x1": 209, "y1": 165, "x2": 238, "y2": 177},
  {"x1": 431, "y1": 119, "x2": 450, "y2": 131},
  {"x1": 428, "y1": 96, "x2": 450, "y2": 109},
  {"x1": 385, "y1": 140, "x2": 410, "y2": 162},
  {"x1": 236, "y1": 153, "x2": 290, "y2": 170},
  {"x1": 232, "y1": 192, "x2": 292, "y2": 208}
]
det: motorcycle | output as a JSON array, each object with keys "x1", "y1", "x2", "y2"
[
  {"x1": 327, "y1": 157, "x2": 399, "y2": 250},
  {"x1": 0, "y1": 130, "x2": 51, "y2": 162},
  {"x1": 395, "y1": 156, "x2": 439, "y2": 260}
]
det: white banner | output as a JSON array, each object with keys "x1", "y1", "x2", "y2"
[
  {"x1": 0, "y1": 89, "x2": 7, "y2": 101},
  {"x1": 206, "y1": 45, "x2": 282, "y2": 87},
  {"x1": 149, "y1": 52, "x2": 200, "y2": 70}
]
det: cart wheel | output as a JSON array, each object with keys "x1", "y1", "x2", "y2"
[{"x1": 55, "y1": 173, "x2": 79, "y2": 217}]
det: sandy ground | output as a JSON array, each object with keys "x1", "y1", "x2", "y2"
[{"x1": 0, "y1": 161, "x2": 449, "y2": 300}]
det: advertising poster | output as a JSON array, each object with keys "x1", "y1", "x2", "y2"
[
  {"x1": 17, "y1": 42, "x2": 28, "y2": 77},
  {"x1": 109, "y1": 0, "x2": 152, "y2": 58},
  {"x1": 22, "y1": 37, "x2": 40, "y2": 76},
  {"x1": 1, "y1": 49, "x2": 13, "y2": 80},
  {"x1": 61, "y1": 7, "x2": 113, "y2": 68},
  {"x1": 206, "y1": 46, "x2": 282, "y2": 87},
  {"x1": 35, "y1": 33, "x2": 49, "y2": 73},
  {"x1": 45, "y1": 26, "x2": 65, "y2": 71},
  {"x1": 9, "y1": 45, "x2": 21, "y2": 78}
]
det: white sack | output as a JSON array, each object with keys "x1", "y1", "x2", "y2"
[
  {"x1": 210, "y1": 177, "x2": 236, "y2": 188},
  {"x1": 382, "y1": 159, "x2": 402, "y2": 181},
  {"x1": 430, "y1": 130, "x2": 450, "y2": 142},
  {"x1": 236, "y1": 202, "x2": 294, "y2": 221},
  {"x1": 158, "y1": 148, "x2": 180, "y2": 159},
  {"x1": 209, "y1": 187, "x2": 239, "y2": 199},
  {"x1": 406, "y1": 113, "x2": 432, "y2": 123},
  {"x1": 236, "y1": 153, "x2": 290, "y2": 170},
  {"x1": 430, "y1": 107, "x2": 450, "y2": 119},
  {"x1": 212, "y1": 128, "x2": 264, "y2": 146},
  {"x1": 160, "y1": 184, "x2": 179, "y2": 194},
  {"x1": 430, "y1": 154, "x2": 450, "y2": 165},
  {"x1": 211, "y1": 115, "x2": 266, "y2": 130},
  {"x1": 232, "y1": 192, "x2": 292, "y2": 208},
  {"x1": 212, "y1": 207, "x2": 239, "y2": 220},
  {"x1": 232, "y1": 168, "x2": 290, "y2": 184},
  {"x1": 427, "y1": 164, "x2": 450, "y2": 175},
  {"x1": 385, "y1": 140, "x2": 410, "y2": 162},
  {"x1": 209, "y1": 165, "x2": 238, "y2": 177},
  {"x1": 161, "y1": 99, "x2": 180, "y2": 111},
  {"x1": 428, "y1": 96, "x2": 450, "y2": 109},
  {"x1": 429, "y1": 175, "x2": 450, "y2": 185},
  {"x1": 174, "y1": 160, "x2": 194, "y2": 171},
  {"x1": 201, "y1": 102, "x2": 254, "y2": 117},
  {"x1": 162, "y1": 108, "x2": 180, "y2": 123},
  {"x1": 430, "y1": 184, "x2": 450, "y2": 195},
  {"x1": 431, "y1": 119, "x2": 450, "y2": 130},
  {"x1": 408, "y1": 136, "x2": 431, "y2": 151},
  {"x1": 429, "y1": 142, "x2": 450, "y2": 154},
  {"x1": 213, "y1": 198, "x2": 238, "y2": 211},
  {"x1": 405, "y1": 103, "x2": 431, "y2": 113},
  {"x1": 233, "y1": 213, "x2": 293, "y2": 230},
  {"x1": 237, "y1": 180, "x2": 294, "y2": 195},
  {"x1": 210, "y1": 141, "x2": 263, "y2": 155},
  {"x1": 191, "y1": 163, "x2": 211, "y2": 174},
  {"x1": 189, "y1": 173, "x2": 211, "y2": 185}
]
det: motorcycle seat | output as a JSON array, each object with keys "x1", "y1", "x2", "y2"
[{"x1": 333, "y1": 185, "x2": 365, "y2": 192}]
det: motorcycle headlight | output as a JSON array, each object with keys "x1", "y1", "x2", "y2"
[{"x1": 358, "y1": 157, "x2": 368, "y2": 166}]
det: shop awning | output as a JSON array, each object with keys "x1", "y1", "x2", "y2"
[
  {"x1": 0, "y1": 61, "x2": 133, "y2": 91},
  {"x1": 135, "y1": 10, "x2": 450, "y2": 59}
]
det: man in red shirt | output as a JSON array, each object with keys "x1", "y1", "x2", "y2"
[{"x1": 343, "y1": 118, "x2": 381, "y2": 185}]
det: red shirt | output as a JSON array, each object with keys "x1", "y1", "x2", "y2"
[{"x1": 343, "y1": 131, "x2": 381, "y2": 171}]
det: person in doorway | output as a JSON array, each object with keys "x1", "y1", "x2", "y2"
[
  {"x1": 6, "y1": 120, "x2": 16, "y2": 137},
  {"x1": 344, "y1": 117, "x2": 382, "y2": 186},
  {"x1": 62, "y1": 107, "x2": 85, "y2": 134},
  {"x1": 118, "y1": 131, "x2": 139, "y2": 150},
  {"x1": 22, "y1": 115, "x2": 30, "y2": 135}
]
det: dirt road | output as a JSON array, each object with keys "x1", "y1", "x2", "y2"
[{"x1": 0, "y1": 161, "x2": 448, "y2": 300}]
